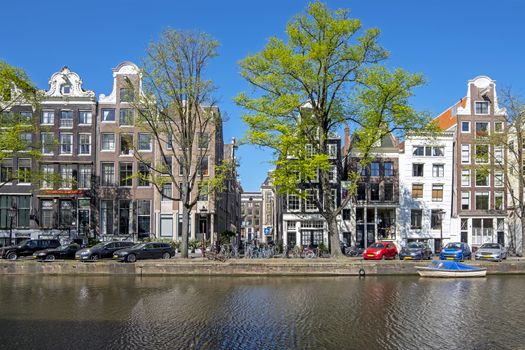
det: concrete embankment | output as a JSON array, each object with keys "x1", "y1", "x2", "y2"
[{"x1": 2, "y1": 258, "x2": 525, "y2": 276}]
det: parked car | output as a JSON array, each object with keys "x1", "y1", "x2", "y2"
[
  {"x1": 475, "y1": 243, "x2": 507, "y2": 262},
  {"x1": 33, "y1": 243, "x2": 80, "y2": 261},
  {"x1": 0, "y1": 239, "x2": 61, "y2": 260},
  {"x1": 75, "y1": 241, "x2": 134, "y2": 261},
  {"x1": 440, "y1": 242, "x2": 472, "y2": 261},
  {"x1": 363, "y1": 242, "x2": 398, "y2": 260},
  {"x1": 399, "y1": 242, "x2": 433, "y2": 260},
  {"x1": 113, "y1": 242, "x2": 175, "y2": 263}
]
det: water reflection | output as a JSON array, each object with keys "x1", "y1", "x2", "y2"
[{"x1": 0, "y1": 276, "x2": 524, "y2": 349}]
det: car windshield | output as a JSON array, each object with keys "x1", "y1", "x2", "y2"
[
  {"x1": 131, "y1": 243, "x2": 146, "y2": 249},
  {"x1": 445, "y1": 243, "x2": 462, "y2": 249},
  {"x1": 407, "y1": 243, "x2": 423, "y2": 249},
  {"x1": 18, "y1": 239, "x2": 29, "y2": 246},
  {"x1": 91, "y1": 243, "x2": 106, "y2": 249},
  {"x1": 370, "y1": 243, "x2": 384, "y2": 248},
  {"x1": 58, "y1": 245, "x2": 70, "y2": 251},
  {"x1": 481, "y1": 243, "x2": 500, "y2": 249}
]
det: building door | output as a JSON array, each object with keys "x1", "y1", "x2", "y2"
[
  {"x1": 160, "y1": 215, "x2": 173, "y2": 238},
  {"x1": 78, "y1": 209, "x2": 90, "y2": 236},
  {"x1": 434, "y1": 239, "x2": 442, "y2": 253},
  {"x1": 461, "y1": 232, "x2": 468, "y2": 243},
  {"x1": 497, "y1": 232, "x2": 505, "y2": 246},
  {"x1": 356, "y1": 225, "x2": 364, "y2": 248},
  {"x1": 287, "y1": 231, "x2": 296, "y2": 248},
  {"x1": 366, "y1": 224, "x2": 375, "y2": 247}
]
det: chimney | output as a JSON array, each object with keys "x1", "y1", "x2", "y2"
[{"x1": 343, "y1": 125, "x2": 350, "y2": 156}]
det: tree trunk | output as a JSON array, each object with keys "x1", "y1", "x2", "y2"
[
  {"x1": 520, "y1": 214, "x2": 525, "y2": 257},
  {"x1": 328, "y1": 215, "x2": 343, "y2": 258},
  {"x1": 181, "y1": 204, "x2": 190, "y2": 258}
]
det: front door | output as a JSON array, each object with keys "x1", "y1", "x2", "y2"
[
  {"x1": 461, "y1": 232, "x2": 468, "y2": 243},
  {"x1": 366, "y1": 224, "x2": 375, "y2": 247},
  {"x1": 356, "y1": 225, "x2": 364, "y2": 249},
  {"x1": 497, "y1": 232, "x2": 505, "y2": 246},
  {"x1": 287, "y1": 232, "x2": 296, "y2": 248},
  {"x1": 434, "y1": 239, "x2": 442, "y2": 254}
]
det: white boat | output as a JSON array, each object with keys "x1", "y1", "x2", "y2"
[{"x1": 416, "y1": 260, "x2": 487, "y2": 278}]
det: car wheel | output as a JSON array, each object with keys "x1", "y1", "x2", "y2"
[
  {"x1": 45, "y1": 254, "x2": 56, "y2": 262},
  {"x1": 127, "y1": 254, "x2": 136, "y2": 263},
  {"x1": 90, "y1": 254, "x2": 99, "y2": 261},
  {"x1": 6, "y1": 252, "x2": 17, "y2": 260},
  {"x1": 162, "y1": 252, "x2": 171, "y2": 260}
]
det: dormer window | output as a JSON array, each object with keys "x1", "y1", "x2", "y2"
[
  {"x1": 475, "y1": 101, "x2": 489, "y2": 115},
  {"x1": 61, "y1": 84, "x2": 71, "y2": 95}
]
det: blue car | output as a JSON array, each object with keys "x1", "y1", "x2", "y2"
[{"x1": 440, "y1": 242, "x2": 472, "y2": 261}]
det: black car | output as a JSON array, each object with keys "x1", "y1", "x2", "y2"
[
  {"x1": 0, "y1": 239, "x2": 61, "y2": 260},
  {"x1": 33, "y1": 243, "x2": 80, "y2": 261},
  {"x1": 114, "y1": 242, "x2": 175, "y2": 263},
  {"x1": 75, "y1": 241, "x2": 134, "y2": 261},
  {"x1": 399, "y1": 242, "x2": 433, "y2": 260}
]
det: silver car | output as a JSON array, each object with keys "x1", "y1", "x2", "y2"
[{"x1": 475, "y1": 243, "x2": 507, "y2": 262}]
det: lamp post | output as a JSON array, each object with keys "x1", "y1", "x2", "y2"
[{"x1": 8, "y1": 206, "x2": 17, "y2": 246}]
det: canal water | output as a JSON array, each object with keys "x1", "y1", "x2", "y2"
[{"x1": 0, "y1": 275, "x2": 523, "y2": 350}]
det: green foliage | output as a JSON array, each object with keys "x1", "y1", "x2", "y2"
[
  {"x1": 87, "y1": 238, "x2": 100, "y2": 247},
  {"x1": 219, "y1": 230, "x2": 236, "y2": 244},
  {"x1": 318, "y1": 243, "x2": 329, "y2": 254},
  {"x1": 188, "y1": 239, "x2": 201, "y2": 251}
]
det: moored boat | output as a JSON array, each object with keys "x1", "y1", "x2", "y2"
[{"x1": 416, "y1": 260, "x2": 487, "y2": 278}]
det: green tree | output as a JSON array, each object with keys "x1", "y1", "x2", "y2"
[
  {"x1": 0, "y1": 60, "x2": 42, "y2": 186},
  {"x1": 131, "y1": 29, "x2": 235, "y2": 258},
  {"x1": 236, "y1": 2, "x2": 432, "y2": 257}
]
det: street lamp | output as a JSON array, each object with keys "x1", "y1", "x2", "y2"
[{"x1": 8, "y1": 206, "x2": 17, "y2": 246}]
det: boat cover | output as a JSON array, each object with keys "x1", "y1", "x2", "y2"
[{"x1": 430, "y1": 260, "x2": 483, "y2": 271}]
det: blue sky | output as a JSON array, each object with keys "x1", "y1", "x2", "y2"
[{"x1": 2, "y1": 0, "x2": 524, "y2": 191}]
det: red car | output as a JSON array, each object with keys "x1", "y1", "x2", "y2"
[{"x1": 363, "y1": 241, "x2": 398, "y2": 260}]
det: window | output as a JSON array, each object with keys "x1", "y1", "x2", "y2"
[
  {"x1": 19, "y1": 111, "x2": 32, "y2": 123},
  {"x1": 61, "y1": 84, "x2": 71, "y2": 95},
  {"x1": 78, "y1": 134, "x2": 91, "y2": 155},
  {"x1": 100, "y1": 200, "x2": 113, "y2": 235},
  {"x1": 167, "y1": 134, "x2": 173, "y2": 150},
  {"x1": 432, "y1": 164, "x2": 444, "y2": 177},
  {"x1": 118, "y1": 200, "x2": 131, "y2": 236},
  {"x1": 411, "y1": 209, "x2": 422, "y2": 229},
  {"x1": 59, "y1": 133, "x2": 73, "y2": 155},
  {"x1": 475, "y1": 144, "x2": 489, "y2": 164},
  {"x1": 370, "y1": 162, "x2": 380, "y2": 176},
  {"x1": 476, "y1": 122, "x2": 489, "y2": 137},
  {"x1": 384, "y1": 162, "x2": 393, "y2": 177},
  {"x1": 475, "y1": 192, "x2": 489, "y2": 210},
  {"x1": 431, "y1": 210, "x2": 443, "y2": 230},
  {"x1": 41, "y1": 200, "x2": 54, "y2": 228},
  {"x1": 328, "y1": 144, "x2": 337, "y2": 159},
  {"x1": 20, "y1": 133, "x2": 32, "y2": 150},
  {"x1": 461, "y1": 192, "x2": 470, "y2": 210},
  {"x1": 41, "y1": 132, "x2": 54, "y2": 155},
  {"x1": 412, "y1": 184, "x2": 423, "y2": 199},
  {"x1": 119, "y1": 163, "x2": 133, "y2": 187},
  {"x1": 163, "y1": 156, "x2": 173, "y2": 174},
  {"x1": 198, "y1": 157, "x2": 209, "y2": 176},
  {"x1": 461, "y1": 170, "x2": 470, "y2": 187},
  {"x1": 102, "y1": 109, "x2": 115, "y2": 122},
  {"x1": 101, "y1": 133, "x2": 115, "y2": 151},
  {"x1": 119, "y1": 109, "x2": 133, "y2": 125},
  {"x1": 41, "y1": 110, "x2": 54, "y2": 124},
  {"x1": 138, "y1": 163, "x2": 150, "y2": 186},
  {"x1": 384, "y1": 183, "x2": 394, "y2": 201},
  {"x1": 494, "y1": 171, "x2": 504, "y2": 187},
  {"x1": 120, "y1": 88, "x2": 134, "y2": 103},
  {"x1": 475, "y1": 170, "x2": 489, "y2": 187},
  {"x1": 137, "y1": 200, "x2": 151, "y2": 237},
  {"x1": 461, "y1": 121, "x2": 470, "y2": 133},
  {"x1": 328, "y1": 165, "x2": 337, "y2": 182},
  {"x1": 198, "y1": 132, "x2": 209, "y2": 149},
  {"x1": 198, "y1": 183, "x2": 208, "y2": 201},
  {"x1": 79, "y1": 111, "x2": 92, "y2": 125},
  {"x1": 357, "y1": 183, "x2": 366, "y2": 201},
  {"x1": 0, "y1": 159, "x2": 12, "y2": 183},
  {"x1": 78, "y1": 165, "x2": 91, "y2": 189},
  {"x1": 305, "y1": 144, "x2": 314, "y2": 156},
  {"x1": 494, "y1": 145, "x2": 503, "y2": 164},
  {"x1": 101, "y1": 163, "x2": 115, "y2": 186},
  {"x1": 305, "y1": 189, "x2": 318, "y2": 211},
  {"x1": 432, "y1": 147, "x2": 444, "y2": 156},
  {"x1": 432, "y1": 184, "x2": 443, "y2": 202},
  {"x1": 494, "y1": 122, "x2": 504, "y2": 133},
  {"x1": 475, "y1": 101, "x2": 489, "y2": 115},
  {"x1": 138, "y1": 133, "x2": 152, "y2": 151},
  {"x1": 461, "y1": 144, "x2": 470, "y2": 164},
  {"x1": 120, "y1": 134, "x2": 133, "y2": 155},
  {"x1": 60, "y1": 165, "x2": 73, "y2": 189},
  {"x1": 161, "y1": 183, "x2": 172, "y2": 200},
  {"x1": 413, "y1": 146, "x2": 424, "y2": 156},
  {"x1": 17, "y1": 159, "x2": 31, "y2": 183},
  {"x1": 41, "y1": 164, "x2": 54, "y2": 189},
  {"x1": 370, "y1": 183, "x2": 379, "y2": 201},
  {"x1": 495, "y1": 192, "x2": 504, "y2": 210},
  {"x1": 327, "y1": 188, "x2": 337, "y2": 209},
  {"x1": 60, "y1": 110, "x2": 73, "y2": 128},
  {"x1": 412, "y1": 164, "x2": 424, "y2": 177}
]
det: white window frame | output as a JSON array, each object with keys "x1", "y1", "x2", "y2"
[
  {"x1": 78, "y1": 165, "x2": 92, "y2": 189},
  {"x1": 59, "y1": 133, "x2": 73, "y2": 155},
  {"x1": 138, "y1": 133, "x2": 152, "y2": 152},
  {"x1": 432, "y1": 164, "x2": 444, "y2": 178},
  {"x1": 101, "y1": 133, "x2": 115, "y2": 152},
  {"x1": 461, "y1": 144, "x2": 470, "y2": 164},
  {"x1": 41, "y1": 110, "x2": 54, "y2": 125},
  {"x1": 461, "y1": 192, "x2": 470, "y2": 210},
  {"x1": 475, "y1": 144, "x2": 489, "y2": 164},
  {"x1": 78, "y1": 133, "x2": 91, "y2": 155},
  {"x1": 494, "y1": 171, "x2": 504, "y2": 187},
  {"x1": 305, "y1": 189, "x2": 318, "y2": 212},
  {"x1": 475, "y1": 169, "x2": 490, "y2": 187},
  {"x1": 102, "y1": 109, "x2": 116, "y2": 122},
  {"x1": 327, "y1": 144, "x2": 337, "y2": 159},
  {"x1": 494, "y1": 122, "x2": 504, "y2": 133},
  {"x1": 461, "y1": 169, "x2": 470, "y2": 187},
  {"x1": 461, "y1": 121, "x2": 470, "y2": 133},
  {"x1": 475, "y1": 191, "x2": 490, "y2": 210},
  {"x1": 475, "y1": 101, "x2": 490, "y2": 115},
  {"x1": 41, "y1": 164, "x2": 54, "y2": 189},
  {"x1": 495, "y1": 191, "x2": 504, "y2": 210},
  {"x1": 328, "y1": 165, "x2": 337, "y2": 183},
  {"x1": 41, "y1": 132, "x2": 54, "y2": 155},
  {"x1": 60, "y1": 164, "x2": 73, "y2": 189},
  {"x1": 494, "y1": 145, "x2": 504, "y2": 165},
  {"x1": 475, "y1": 121, "x2": 490, "y2": 137},
  {"x1": 287, "y1": 194, "x2": 300, "y2": 212},
  {"x1": 78, "y1": 111, "x2": 92, "y2": 125}
]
